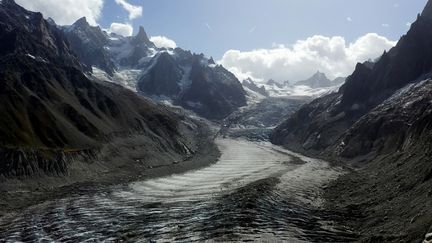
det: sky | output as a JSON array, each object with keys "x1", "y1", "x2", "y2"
[{"x1": 16, "y1": 0, "x2": 428, "y2": 82}]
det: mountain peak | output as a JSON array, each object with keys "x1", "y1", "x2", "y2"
[
  {"x1": 313, "y1": 70, "x2": 327, "y2": 78},
  {"x1": 421, "y1": 0, "x2": 432, "y2": 19},
  {"x1": 0, "y1": 0, "x2": 22, "y2": 10},
  {"x1": 73, "y1": 17, "x2": 89, "y2": 28},
  {"x1": 295, "y1": 71, "x2": 332, "y2": 88},
  {"x1": 133, "y1": 26, "x2": 151, "y2": 44}
]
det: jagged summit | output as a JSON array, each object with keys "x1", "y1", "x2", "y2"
[
  {"x1": 74, "y1": 17, "x2": 88, "y2": 26},
  {"x1": 296, "y1": 71, "x2": 332, "y2": 88},
  {"x1": 132, "y1": 26, "x2": 153, "y2": 46}
]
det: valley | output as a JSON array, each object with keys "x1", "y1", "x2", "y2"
[{"x1": 1, "y1": 0, "x2": 432, "y2": 242}]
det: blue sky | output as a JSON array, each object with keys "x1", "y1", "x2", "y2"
[
  {"x1": 97, "y1": 0, "x2": 427, "y2": 59},
  {"x1": 16, "y1": 0, "x2": 429, "y2": 81}
]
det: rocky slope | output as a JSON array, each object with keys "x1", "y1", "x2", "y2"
[
  {"x1": 0, "y1": 0, "x2": 214, "y2": 182},
  {"x1": 176, "y1": 57, "x2": 247, "y2": 119},
  {"x1": 62, "y1": 18, "x2": 246, "y2": 120},
  {"x1": 63, "y1": 17, "x2": 116, "y2": 76},
  {"x1": 271, "y1": 0, "x2": 432, "y2": 241}
]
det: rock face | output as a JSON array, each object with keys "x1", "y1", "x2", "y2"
[
  {"x1": 178, "y1": 58, "x2": 247, "y2": 119},
  {"x1": 337, "y1": 79, "x2": 432, "y2": 159},
  {"x1": 62, "y1": 17, "x2": 246, "y2": 120},
  {"x1": 271, "y1": 0, "x2": 432, "y2": 240},
  {"x1": 242, "y1": 78, "x2": 269, "y2": 97},
  {"x1": 296, "y1": 71, "x2": 332, "y2": 88},
  {"x1": 119, "y1": 26, "x2": 156, "y2": 67},
  {"x1": 0, "y1": 0, "x2": 195, "y2": 177},
  {"x1": 138, "y1": 52, "x2": 183, "y2": 96},
  {"x1": 135, "y1": 51, "x2": 247, "y2": 119},
  {"x1": 272, "y1": 2, "x2": 432, "y2": 152},
  {"x1": 63, "y1": 17, "x2": 116, "y2": 75}
]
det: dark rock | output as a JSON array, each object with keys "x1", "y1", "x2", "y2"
[
  {"x1": 0, "y1": 0, "x2": 193, "y2": 177},
  {"x1": 179, "y1": 56, "x2": 247, "y2": 119},
  {"x1": 119, "y1": 26, "x2": 156, "y2": 67},
  {"x1": 331, "y1": 77, "x2": 346, "y2": 86}
]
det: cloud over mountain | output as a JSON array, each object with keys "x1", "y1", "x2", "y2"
[
  {"x1": 220, "y1": 33, "x2": 396, "y2": 82},
  {"x1": 150, "y1": 36, "x2": 177, "y2": 49},
  {"x1": 109, "y1": 22, "x2": 134, "y2": 36},
  {"x1": 15, "y1": 0, "x2": 103, "y2": 25}
]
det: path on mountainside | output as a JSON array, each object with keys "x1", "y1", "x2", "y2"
[{"x1": 0, "y1": 139, "x2": 356, "y2": 242}]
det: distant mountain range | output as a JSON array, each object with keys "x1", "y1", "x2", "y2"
[
  {"x1": 241, "y1": 72, "x2": 345, "y2": 99},
  {"x1": 61, "y1": 17, "x2": 247, "y2": 119}
]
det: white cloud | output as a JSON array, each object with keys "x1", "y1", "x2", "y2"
[
  {"x1": 347, "y1": 17, "x2": 353, "y2": 22},
  {"x1": 150, "y1": 36, "x2": 177, "y2": 49},
  {"x1": 406, "y1": 22, "x2": 412, "y2": 27},
  {"x1": 114, "y1": 0, "x2": 142, "y2": 20},
  {"x1": 382, "y1": 23, "x2": 390, "y2": 28},
  {"x1": 109, "y1": 22, "x2": 133, "y2": 36},
  {"x1": 15, "y1": 0, "x2": 103, "y2": 25},
  {"x1": 219, "y1": 33, "x2": 396, "y2": 82}
]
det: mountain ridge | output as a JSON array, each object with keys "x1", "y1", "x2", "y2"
[
  {"x1": 0, "y1": 0, "x2": 215, "y2": 180},
  {"x1": 62, "y1": 18, "x2": 247, "y2": 119},
  {"x1": 271, "y1": 0, "x2": 432, "y2": 241}
]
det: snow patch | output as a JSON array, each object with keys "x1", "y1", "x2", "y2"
[{"x1": 92, "y1": 67, "x2": 142, "y2": 91}]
